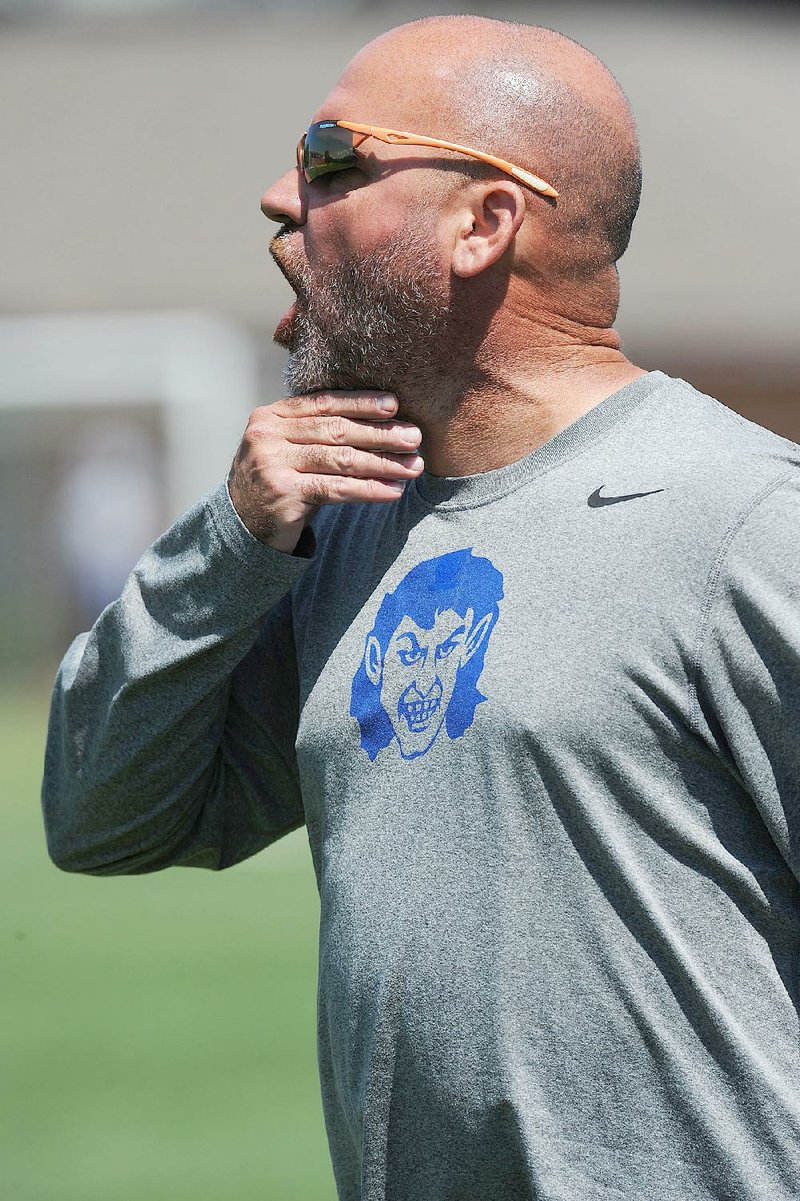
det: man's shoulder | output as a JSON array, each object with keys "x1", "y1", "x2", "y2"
[
  {"x1": 605, "y1": 372, "x2": 800, "y2": 575},
  {"x1": 645, "y1": 372, "x2": 800, "y2": 505},
  {"x1": 655, "y1": 372, "x2": 800, "y2": 458}
]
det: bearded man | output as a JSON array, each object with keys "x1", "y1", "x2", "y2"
[{"x1": 42, "y1": 15, "x2": 800, "y2": 1200}]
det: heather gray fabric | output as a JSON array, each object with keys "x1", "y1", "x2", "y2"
[{"x1": 42, "y1": 369, "x2": 800, "y2": 1199}]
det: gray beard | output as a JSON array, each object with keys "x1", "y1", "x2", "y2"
[{"x1": 281, "y1": 236, "x2": 461, "y2": 421}]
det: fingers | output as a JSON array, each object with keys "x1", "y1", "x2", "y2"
[
  {"x1": 278, "y1": 409, "x2": 422, "y2": 457},
  {"x1": 283, "y1": 414, "x2": 422, "y2": 452},
  {"x1": 228, "y1": 390, "x2": 424, "y2": 551},
  {"x1": 297, "y1": 473, "x2": 411, "y2": 506},
  {"x1": 270, "y1": 391, "x2": 399, "y2": 420},
  {"x1": 270, "y1": 391, "x2": 421, "y2": 451},
  {"x1": 293, "y1": 444, "x2": 424, "y2": 480}
]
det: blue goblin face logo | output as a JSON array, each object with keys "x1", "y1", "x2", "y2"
[{"x1": 350, "y1": 550, "x2": 505, "y2": 761}]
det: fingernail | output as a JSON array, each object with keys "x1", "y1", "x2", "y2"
[
  {"x1": 378, "y1": 396, "x2": 396, "y2": 411},
  {"x1": 386, "y1": 481, "x2": 406, "y2": 492},
  {"x1": 402, "y1": 427, "x2": 421, "y2": 444}
]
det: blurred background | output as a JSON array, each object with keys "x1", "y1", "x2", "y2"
[{"x1": 1, "y1": 1, "x2": 798, "y2": 1198}]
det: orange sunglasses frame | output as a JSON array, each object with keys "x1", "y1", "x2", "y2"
[{"x1": 297, "y1": 119, "x2": 559, "y2": 199}]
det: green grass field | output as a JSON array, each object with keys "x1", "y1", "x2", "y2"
[{"x1": 1, "y1": 685, "x2": 336, "y2": 1200}]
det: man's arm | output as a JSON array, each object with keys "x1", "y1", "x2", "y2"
[
  {"x1": 41, "y1": 480, "x2": 314, "y2": 875},
  {"x1": 42, "y1": 389, "x2": 424, "y2": 875}
]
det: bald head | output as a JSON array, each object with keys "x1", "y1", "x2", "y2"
[{"x1": 336, "y1": 15, "x2": 642, "y2": 285}]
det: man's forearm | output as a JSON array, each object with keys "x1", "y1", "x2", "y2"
[{"x1": 41, "y1": 480, "x2": 313, "y2": 875}]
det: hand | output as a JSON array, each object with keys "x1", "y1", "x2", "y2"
[{"x1": 227, "y1": 391, "x2": 423, "y2": 553}]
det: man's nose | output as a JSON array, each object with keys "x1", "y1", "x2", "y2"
[{"x1": 260, "y1": 167, "x2": 306, "y2": 225}]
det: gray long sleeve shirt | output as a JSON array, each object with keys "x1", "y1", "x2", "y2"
[{"x1": 42, "y1": 370, "x2": 800, "y2": 1199}]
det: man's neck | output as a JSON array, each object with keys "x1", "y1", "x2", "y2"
[{"x1": 398, "y1": 345, "x2": 648, "y2": 479}]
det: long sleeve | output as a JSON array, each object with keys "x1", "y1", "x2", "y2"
[
  {"x1": 690, "y1": 469, "x2": 800, "y2": 884},
  {"x1": 41, "y1": 479, "x2": 316, "y2": 875}
]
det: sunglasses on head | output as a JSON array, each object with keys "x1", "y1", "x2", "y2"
[{"x1": 296, "y1": 119, "x2": 559, "y2": 199}]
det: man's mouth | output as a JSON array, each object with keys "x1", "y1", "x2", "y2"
[
  {"x1": 270, "y1": 232, "x2": 308, "y2": 349},
  {"x1": 274, "y1": 299, "x2": 299, "y2": 348}
]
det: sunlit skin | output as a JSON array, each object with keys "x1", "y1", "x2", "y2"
[
  {"x1": 231, "y1": 17, "x2": 651, "y2": 553},
  {"x1": 259, "y1": 16, "x2": 648, "y2": 481},
  {"x1": 364, "y1": 607, "x2": 493, "y2": 759}
]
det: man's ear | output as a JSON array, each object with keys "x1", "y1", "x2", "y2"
[
  {"x1": 365, "y1": 635, "x2": 383, "y2": 686},
  {"x1": 450, "y1": 181, "x2": 526, "y2": 279}
]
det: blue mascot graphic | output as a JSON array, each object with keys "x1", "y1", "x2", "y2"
[{"x1": 350, "y1": 549, "x2": 505, "y2": 761}]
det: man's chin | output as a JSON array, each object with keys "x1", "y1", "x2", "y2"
[{"x1": 282, "y1": 354, "x2": 389, "y2": 398}]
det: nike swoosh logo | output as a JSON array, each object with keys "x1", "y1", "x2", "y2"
[{"x1": 588, "y1": 486, "x2": 665, "y2": 507}]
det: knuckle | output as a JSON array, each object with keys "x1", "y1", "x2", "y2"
[
  {"x1": 328, "y1": 415, "x2": 349, "y2": 444},
  {"x1": 337, "y1": 444, "x2": 356, "y2": 471},
  {"x1": 312, "y1": 392, "x2": 336, "y2": 416},
  {"x1": 243, "y1": 415, "x2": 273, "y2": 444},
  {"x1": 267, "y1": 469, "x2": 292, "y2": 500},
  {"x1": 300, "y1": 479, "x2": 329, "y2": 508},
  {"x1": 247, "y1": 404, "x2": 274, "y2": 428}
]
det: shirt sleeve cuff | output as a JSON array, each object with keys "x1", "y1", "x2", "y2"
[{"x1": 204, "y1": 479, "x2": 317, "y2": 569}]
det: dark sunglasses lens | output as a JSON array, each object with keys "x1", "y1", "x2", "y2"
[{"x1": 303, "y1": 122, "x2": 357, "y2": 180}]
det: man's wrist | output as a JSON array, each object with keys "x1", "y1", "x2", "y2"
[{"x1": 221, "y1": 480, "x2": 315, "y2": 560}]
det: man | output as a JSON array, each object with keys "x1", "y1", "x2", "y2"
[{"x1": 42, "y1": 14, "x2": 800, "y2": 1200}]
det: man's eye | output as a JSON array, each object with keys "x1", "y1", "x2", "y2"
[
  {"x1": 398, "y1": 647, "x2": 422, "y2": 665},
  {"x1": 314, "y1": 166, "x2": 359, "y2": 188}
]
